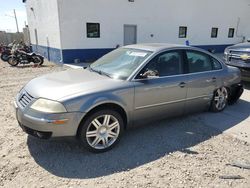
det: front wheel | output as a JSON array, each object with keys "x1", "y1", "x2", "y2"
[
  {"x1": 78, "y1": 109, "x2": 124, "y2": 153},
  {"x1": 7, "y1": 56, "x2": 19, "y2": 66},
  {"x1": 210, "y1": 87, "x2": 228, "y2": 112}
]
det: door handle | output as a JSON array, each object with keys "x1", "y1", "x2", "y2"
[
  {"x1": 206, "y1": 77, "x2": 217, "y2": 83},
  {"x1": 179, "y1": 82, "x2": 186, "y2": 88}
]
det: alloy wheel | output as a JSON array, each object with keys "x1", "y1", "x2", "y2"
[
  {"x1": 86, "y1": 114, "x2": 120, "y2": 150},
  {"x1": 214, "y1": 87, "x2": 228, "y2": 111}
]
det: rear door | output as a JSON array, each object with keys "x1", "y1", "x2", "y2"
[{"x1": 184, "y1": 50, "x2": 223, "y2": 113}]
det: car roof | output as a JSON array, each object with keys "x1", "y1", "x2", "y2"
[
  {"x1": 121, "y1": 43, "x2": 225, "y2": 67},
  {"x1": 122, "y1": 43, "x2": 191, "y2": 52}
]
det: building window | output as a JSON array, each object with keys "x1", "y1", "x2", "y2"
[
  {"x1": 179, "y1": 26, "x2": 187, "y2": 38},
  {"x1": 228, "y1": 28, "x2": 235, "y2": 38},
  {"x1": 86, "y1": 23, "x2": 100, "y2": 38},
  {"x1": 211, "y1": 28, "x2": 218, "y2": 38}
]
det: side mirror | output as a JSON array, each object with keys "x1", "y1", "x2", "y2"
[
  {"x1": 140, "y1": 69, "x2": 159, "y2": 79},
  {"x1": 247, "y1": 38, "x2": 250, "y2": 43},
  {"x1": 208, "y1": 49, "x2": 215, "y2": 53}
]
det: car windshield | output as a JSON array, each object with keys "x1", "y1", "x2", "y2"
[{"x1": 89, "y1": 48, "x2": 152, "y2": 80}]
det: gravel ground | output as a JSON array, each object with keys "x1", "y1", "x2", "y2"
[{"x1": 0, "y1": 60, "x2": 250, "y2": 188}]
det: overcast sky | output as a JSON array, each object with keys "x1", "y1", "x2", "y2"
[{"x1": 0, "y1": 0, "x2": 27, "y2": 33}]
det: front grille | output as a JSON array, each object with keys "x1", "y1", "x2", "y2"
[
  {"x1": 229, "y1": 50, "x2": 250, "y2": 61},
  {"x1": 18, "y1": 91, "x2": 34, "y2": 108}
]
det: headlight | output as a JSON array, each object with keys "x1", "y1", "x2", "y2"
[
  {"x1": 224, "y1": 48, "x2": 230, "y2": 55},
  {"x1": 30, "y1": 98, "x2": 67, "y2": 113}
]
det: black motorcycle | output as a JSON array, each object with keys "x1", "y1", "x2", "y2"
[
  {"x1": 8, "y1": 49, "x2": 44, "y2": 66},
  {"x1": 0, "y1": 46, "x2": 12, "y2": 62},
  {"x1": 1, "y1": 45, "x2": 31, "y2": 62}
]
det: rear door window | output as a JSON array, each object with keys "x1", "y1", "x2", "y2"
[
  {"x1": 186, "y1": 51, "x2": 213, "y2": 73},
  {"x1": 211, "y1": 57, "x2": 222, "y2": 70}
]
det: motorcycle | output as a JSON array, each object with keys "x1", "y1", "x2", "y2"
[
  {"x1": 8, "y1": 49, "x2": 44, "y2": 66},
  {"x1": 0, "y1": 46, "x2": 12, "y2": 62},
  {"x1": 1, "y1": 45, "x2": 31, "y2": 62}
]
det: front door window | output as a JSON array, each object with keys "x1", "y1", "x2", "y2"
[{"x1": 137, "y1": 50, "x2": 183, "y2": 78}]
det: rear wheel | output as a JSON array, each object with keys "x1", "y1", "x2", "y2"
[
  {"x1": 33, "y1": 56, "x2": 44, "y2": 65},
  {"x1": 78, "y1": 109, "x2": 124, "y2": 153},
  {"x1": 210, "y1": 87, "x2": 228, "y2": 112},
  {"x1": 7, "y1": 56, "x2": 19, "y2": 66},
  {"x1": 1, "y1": 53, "x2": 9, "y2": 62}
]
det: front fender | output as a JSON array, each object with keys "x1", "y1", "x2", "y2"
[
  {"x1": 7, "y1": 55, "x2": 18, "y2": 61},
  {"x1": 62, "y1": 87, "x2": 134, "y2": 125},
  {"x1": 8, "y1": 54, "x2": 16, "y2": 58},
  {"x1": 79, "y1": 93, "x2": 127, "y2": 113},
  {"x1": 63, "y1": 89, "x2": 132, "y2": 114}
]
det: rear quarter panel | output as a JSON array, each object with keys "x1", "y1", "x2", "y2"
[{"x1": 222, "y1": 65, "x2": 242, "y2": 87}]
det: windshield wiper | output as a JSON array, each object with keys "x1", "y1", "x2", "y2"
[{"x1": 89, "y1": 67, "x2": 112, "y2": 78}]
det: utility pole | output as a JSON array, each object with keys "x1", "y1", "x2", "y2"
[{"x1": 13, "y1": 9, "x2": 19, "y2": 33}]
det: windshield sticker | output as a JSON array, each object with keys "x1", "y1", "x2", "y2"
[{"x1": 127, "y1": 51, "x2": 147, "y2": 57}]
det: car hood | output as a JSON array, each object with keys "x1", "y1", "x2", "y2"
[
  {"x1": 24, "y1": 69, "x2": 123, "y2": 101},
  {"x1": 227, "y1": 42, "x2": 250, "y2": 51}
]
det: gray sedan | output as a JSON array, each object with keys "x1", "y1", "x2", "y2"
[{"x1": 14, "y1": 43, "x2": 243, "y2": 152}]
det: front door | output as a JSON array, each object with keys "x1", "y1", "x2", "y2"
[
  {"x1": 133, "y1": 50, "x2": 187, "y2": 123},
  {"x1": 124, "y1": 25, "x2": 137, "y2": 46}
]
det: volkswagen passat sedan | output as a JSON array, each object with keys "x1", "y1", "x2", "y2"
[
  {"x1": 14, "y1": 43, "x2": 243, "y2": 152},
  {"x1": 224, "y1": 41, "x2": 250, "y2": 81}
]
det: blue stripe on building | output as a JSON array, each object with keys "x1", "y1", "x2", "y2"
[
  {"x1": 31, "y1": 44, "x2": 62, "y2": 63},
  {"x1": 32, "y1": 44, "x2": 232, "y2": 64},
  {"x1": 62, "y1": 48, "x2": 114, "y2": 64},
  {"x1": 195, "y1": 44, "x2": 232, "y2": 53}
]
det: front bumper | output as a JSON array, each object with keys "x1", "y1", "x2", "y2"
[
  {"x1": 240, "y1": 68, "x2": 250, "y2": 81},
  {"x1": 225, "y1": 60, "x2": 250, "y2": 81},
  {"x1": 14, "y1": 100, "x2": 85, "y2": 139}
]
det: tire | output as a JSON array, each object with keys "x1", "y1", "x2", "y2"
[
  {"x1": 227, "y1": 84, "x2": 243, "y2": 105},
  {"x1": 1, "y1": 53, "x2": 9, "y2": 62},
  {"x1": 210, "y1": 87, "x2": 229, "y2": 112},
  {"x1": 78, "y1": 109, "x2": 124, "y2": 153},
  {"x1": 7, "y1": 56, "x2": 19, "y2": 66},
  {"x1": 33, "y1": 56, "x2": 44, "y2": 65}
]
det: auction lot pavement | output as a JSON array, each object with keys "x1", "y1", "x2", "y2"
[{"x1": 0, "y1": 59, "x2": 249, "y2": 187}]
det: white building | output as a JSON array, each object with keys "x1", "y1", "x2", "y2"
[{"x1": 23, "y1": 0, "x2": 250, "y2": 64}]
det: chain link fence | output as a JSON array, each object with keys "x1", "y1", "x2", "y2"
[{"x1": 0, "y1": 31, "x2": 24, "y2": 45}]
